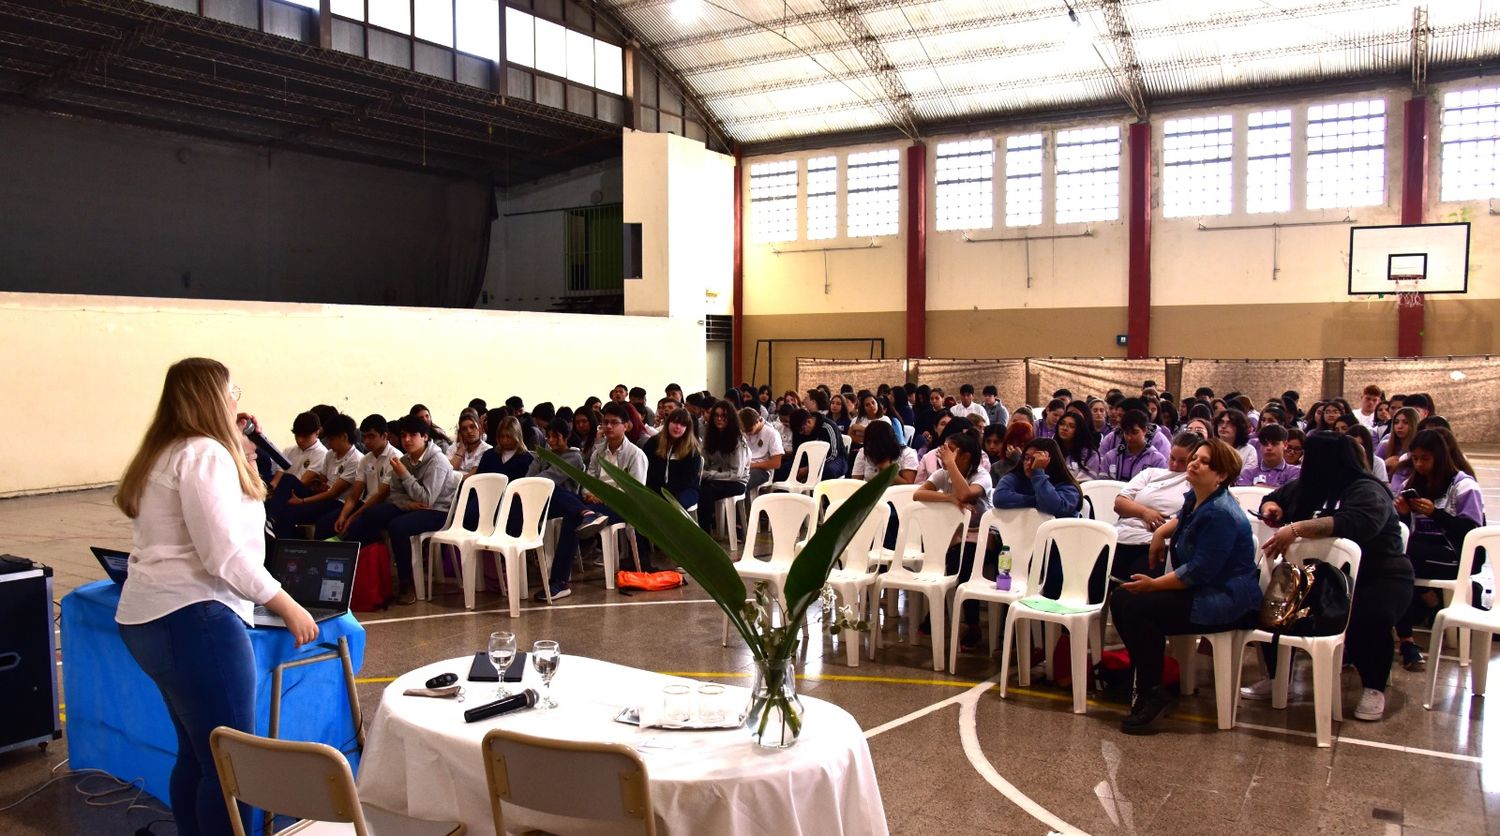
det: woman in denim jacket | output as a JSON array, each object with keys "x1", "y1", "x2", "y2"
[{"x1": 1109, "y1": 438, "x2": 1261, "y2": 735}]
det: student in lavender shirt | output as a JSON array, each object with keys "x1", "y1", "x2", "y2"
[
  {"x1": 1237, "y1": 424, "x2": 1300, "y2": 488},
  {"x1": 1034, "y1": 398, "x2": 1066, "y2": 439},
  {"x1": 1100, "y1": 397, "x2": 1172, "y2": 459},
  {"x1": 1392, "y1": 429, "x2": 1488, "y2": 671},
  {"x1": 1102, "y1": 410, "x2": 1169, "y2": 482}
]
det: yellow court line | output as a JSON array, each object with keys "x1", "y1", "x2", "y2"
[
  {"x1": 657, "y1": 671, "x2": 982, "y2": 688},
  {"x1": 355, "y1": 676, "x2": 397, "y2": 684}
]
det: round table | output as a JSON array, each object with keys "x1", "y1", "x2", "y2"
[{"x1": 356, "y1": 655, "x2": 888, "y2": 836}]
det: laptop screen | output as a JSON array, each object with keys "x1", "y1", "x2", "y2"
[{"x1": 269, "y1": 540, "x2": 359, "y2": 609}]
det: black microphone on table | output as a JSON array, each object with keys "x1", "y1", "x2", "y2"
[
  {"x1": 464, "y1": 689, "x2": 539, "y2": 723},
  {"x1": 241, "y1": 417, "x2": 293, "y2": 470}
]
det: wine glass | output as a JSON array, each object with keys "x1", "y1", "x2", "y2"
[
  {"x1": 532, "y1": 640, "x2": 560, "y2": 709},
  {"x1": 488, "y1": 631, "x2": 516, "y2": 699}
]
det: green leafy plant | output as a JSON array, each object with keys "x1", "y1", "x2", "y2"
[{"x1": 536, "y1": 448, "x2": 896, "y2": 743}]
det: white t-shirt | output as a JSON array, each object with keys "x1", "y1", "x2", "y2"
[
  {"x1": 1115, "y1": 466, "x2": 1189, "y2": 546},
  {"x1": 950, "y1": 402, "x2": 988, "y2": 425},
  {"x1": 280, "y1": 440, "x2": 329, "y2": 479},
  {"x1": 745, "y1": 424, "x2": 785, "y2": 464},
  {"x1": 451, "y1": 440, "x2": 493, "y2": 473},
  {"x1": 851, "y1": 446, "x2": 919, "y2": 480},
  {"x1": 356, "y1": 444, "x2": 400, "y2": 501},
  {"x1": 1356, "y1": 408, "x2": 1377, "y2": 429},
  {"x1": 116, "y1": 437, "x2": 280, "y2": 626},
  {"x1": 926, "y1": 466, "x2": 995, "y2": 540},
  {"x1": 322, "y1": 446, "x2": 363, "y2": 487}
]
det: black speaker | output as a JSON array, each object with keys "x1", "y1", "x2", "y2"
[{"x1": 0, "y1": 556, "x2": 61, "y2": 754}]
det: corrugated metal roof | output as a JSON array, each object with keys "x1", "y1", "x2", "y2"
[{"x1": 600, "y1": 0, "x2": 1500, "y2": 147}]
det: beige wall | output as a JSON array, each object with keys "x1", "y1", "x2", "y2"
[
  {"x1": 738, "y1": 77, "x2": 1500, "y2": 378},
  {"x1": 0, "y1": 292, "x2": 706, "y2": 496}
]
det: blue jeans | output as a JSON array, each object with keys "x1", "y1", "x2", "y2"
[{"x1": 119, "y1": 602, "x2": 257, "y2": 836}]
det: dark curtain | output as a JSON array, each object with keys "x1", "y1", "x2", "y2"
[{"x1": 426, "y1": 180, "x2": 497, "y2": 308}]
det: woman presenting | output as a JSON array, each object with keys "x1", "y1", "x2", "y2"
[{"x1": 114, "y1": 358, "x2": 316, "y2": 836}]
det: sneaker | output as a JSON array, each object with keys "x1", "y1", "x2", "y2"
[
  {"x1": 575, "y1": 513, "x2": 610, "y2": 540},
  {"x1": 1354, "y1": 687, "x2": 1386, "y2": 721},
  {"x1": 1239, "y1": 678, "x2": 1274, "y2": 701},
  {"x1": 1121, "y1": 686, "x2": 1177, "y2": 735},
  {"x1": 959, "y1": 626, "x2": 983, "y2": 652},
  {"x1": 532, "y1": 585, "x2": 572, "y2": 603},
  {"x1": 1400, "y1": 642, "x2": 1426, "y2": 672}
]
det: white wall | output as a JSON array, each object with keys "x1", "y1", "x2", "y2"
[{"x1": 0, "y1": 292, "x2": 705, "y2": 496}]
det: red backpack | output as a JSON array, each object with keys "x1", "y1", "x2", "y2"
[{"x1": 351, "y1": 542, "x2": 394, "y2": 611}]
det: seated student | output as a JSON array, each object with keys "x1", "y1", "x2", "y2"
[
  {"x1": 1213, "y1": 408, "x2": 1260, "y2": 472},
  {"x1": 740, "y1": 406, "x2": 784, "y2": 494},
  {"x1": 1238, "y1": 423, "x2": 1300, "y2": 487},
  {"x1": 1100, "y1": 398, "x2": 1172, "y2": 459},
  {"x1": 993, "y1": 438, "x2": 1083, "y2": 518},
  {"x1": 570, "y1": 409, "x2": 599, "y2": 467},
  {"x1": 477, "y1": 415, "x2": 535, "y2": 482},
  {"x1": 986, "y1": 421, "x2": 1032, "y2": 485},
  {"x1": 628, "y1": 387, "x2": 657, "y2": 427},
  {"x1": 912, "y1": 387, "x2": 947, "y2": 441},
  {"x1": 771, "y1": 402, "x2": 796, "y2": 453},
  {"x1": 1110, "y1": 438, "x2": 1260, "y2": 734},
  {"x1": 1376, "y1": 406, "x2": 1421, "y2": 474},
  {"x1": 785, "y1": 408, "x2": 848, "y2": 480},
  {"x1": 531, "y1": 418, "x2": 586, "y2": 602},
  {"x1": 448, "y1": 410, "x2": 492, "y2": 475},
  {"x1": 913, "y1": 431, "x2": 993, "y2": 650},
  {"x1": 950, "y1": 384, "x2": 988, "y2": 427},
  {"x1": 1087, "y1": 398, "x2": 1111, "y2": 435},
  {"x1": 851, "y1": 420, "x2": 918, "y2": 483},
  {"x1": 410, "y1": 404, "x2": 453, "y2": 454},
  {"x1": 914, "y1": 412, "x2": 953, "y2": 460},
  {"x1": 1344, "y1": 424, "x2": 1387, "y2": 482},
  {"x1": 1112, "y1": 430, "x2": 1202, "y2": 579},
  {"x1": 1392, "y1": 429, "x2": 1487, "y2": 671},
  {"x1": 1054, "y1": 411, "x2": 1106, "y2": 481},
  {"x1": 275, "y1": 411, "x2": 329, "y2": 489},
  {"x1": 645, "y1": 409, "x2": 703, "y2": 518},
  {"x1": 267, "y1": 413, "x2": 361, "y2": 539},
  {"x1": 573, "y1": 402, "x2": 653, "y2": 569},
  {"x1": 1035, "y1": 398, "x2": 1066, "y2": 439},
  {"x1": 1102, "y1": 410, "x2": 1169, "y2": 482},
  {"x1": 980, "y1": 384, "x2": 1010, "y2": 429},
  {"x1": 323, "y1": 414, "x2": 399, "y2": 540},
  {"x1": 1284, "y1": 427, "x2": 1306, "y2": 466},
  {"x1": 698, "y1": 400, "x2": 750, "y2": 532},
  {"x1": 827, "y1": 393, "x2": 855, "y2": 434},
  {"x1": 341, "y1": 415, "x2": 456, "y2": 604}
]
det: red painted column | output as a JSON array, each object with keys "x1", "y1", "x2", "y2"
[
  {"x1": 732, "y1": 152, "x2": 745, "y2": 385},
  {"x1": 906, "y1": 143, "x2": 927, "y2": 358},
  {"x1": 1126, "y1": 122, "x2": 1152, "y2": 359},
  {"x1": 1398, "y1": 96, "x2": 1429, "y2": 357}
]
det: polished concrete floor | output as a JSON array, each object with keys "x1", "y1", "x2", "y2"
[{"x1": 2, "y1": 461, "x2": 1499, "y2": 836}]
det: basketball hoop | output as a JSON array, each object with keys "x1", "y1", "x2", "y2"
[{"x1": 1392, "y1": 278, "x2": 1424, "y2": 309}]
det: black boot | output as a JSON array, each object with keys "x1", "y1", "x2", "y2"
[{"x1": 1121, "y1": 686, "x2": 1177, "y2": 735}]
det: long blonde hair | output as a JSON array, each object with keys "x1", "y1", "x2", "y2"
[
  {"x1": 654, "y1": 409, "x2": 701, "y2": 460},
  {"x1": 115, "y1": 358, "x2": 265, "y2": 518}
]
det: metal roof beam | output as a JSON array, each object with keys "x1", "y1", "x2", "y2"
[
  {"x1": 817, "y1": 0, "x2": 917, "y2": 139},
  {"x1": 1096, "y1": 0, "x2": 1147, "y2": 120},
  {"x1": 1411, "y1": 5, "x2": 1430, "y2": 93}
]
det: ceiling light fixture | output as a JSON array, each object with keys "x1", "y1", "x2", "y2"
[{"x1": 673, "y1": 0, "x2": 702, "y2": 23}]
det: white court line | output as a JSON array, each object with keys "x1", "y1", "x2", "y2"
[
  {"x1": 358, "y1": 598, "x2": 717, "y2": 626},
  {"x1": 863, "y1": 693, "x2": 966, "y2": 738}
]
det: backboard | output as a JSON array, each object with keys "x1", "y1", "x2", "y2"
[{"x1": 1348, "y1": 222, "x2": 1469, "y2": 295}]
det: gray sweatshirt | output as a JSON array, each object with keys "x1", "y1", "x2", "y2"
[{"x1": 394, "y1": 441, "x2": 457, "y2": 512}]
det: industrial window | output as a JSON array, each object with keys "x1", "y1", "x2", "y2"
[
  {"x1": 1306, "y1": 99, "x2": 1386, "y2": 209},
  {"x1": 935, "y1": 139, "x2": 994, "y2": 231},
  {"x1": 1246, "y1": 108, "x2": 1292, "y2": 214},
  {"x1": 414, "y1": 0, "x2": 453, "y2": 47},
  {"x1": 453, "y1": 0, "x2": 497, "y2": 60},
  {"x1": 807, "y1": 156, "x2": 838, "y2": 240},
  {"x1": 330, "y1": 0, "x2": 362, "y2": 20},
  {"x1": 1054, "y1": 126, "x2": 1120, "y2": 223},
  {"x1": 367, "y1": 0, "x2": 410, "y2": 33},
  {"x1": 749, "y1": 160, "x2": 798, "y2": 243},
  {"x1": 1440, "y1": 87, "x2": 1500, "y2": 202},
  {"x1": 1004, "y1": 133, "x2": 1043, "y2": 227},
  {"x1": 1162, "y1": 115, "x2": 1232, "y2": 217},
  {"x1": 504, "y1": 9, "x2": 621, "y2": 95},
  {"x1": 846, "y1": 149, "x2": 900, "y2": 237}
]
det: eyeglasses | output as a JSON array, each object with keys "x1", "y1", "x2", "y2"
[
  {"x1": 228, "y1": 383, "x2": 242, "y2": 402},
  {"x1": 601, "y1": 419, "x2": 625, "y2": 427}
]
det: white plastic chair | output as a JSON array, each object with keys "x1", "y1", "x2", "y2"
[
  {"x1": 868, "y1": 484, "x2": 922, "y2": 570},
  {"x1": 473, "y1": 477, "x2": 556, "y2": 617},
  {"x1": 482, "y1": 728, "x2": 654, "y2": 836},
  {"x1": 1229, "y1": 485, "x2": 1273, "y2": 516},
  {"x1": 721, "y1": 493, "x2": 817, "y2": 646},
  {"x1": 874, "y1": 503, "x2": 967, "y2": 672},
  {"x1": 423, "y1": 473, "x2": 509, "y2": 603},
  {"x1": 409, "y1": 473, "x2": 467, "y2": 601},
  {"x1": 1167, "y1": 549, "x2": 1272, "y2": 730},
  {"x1": 823, "y1": 503, "x2": 889, "y2": 666},
  {"x1": 1080, "y1": 479, "x2": 1126, "y2": 526},
  {"x1": 998, "y1": 518, "x2": 1118, "y2": 713},
  {"x1": 1425, "y1": 526, "x2": 1500, "y2": 709},
  {"x1": 716, "y1": 494, "x2": 743, "y2": 554},
  {"x1": 948, "y1": 508, "x2": 1053, "y2": 673},
  {"x1": 767, "y1": 440, "x2": 830, "y2": 495},
  {"x1": 1412, "y1": 520, "x2": 1475, "y2": 667},
  {"x1": 210, "y1": 726, "x2": 464, "y2": 836},
  {"x1": 797, "y1": 478, "x2": 865, "y2": 551},
  {"x1": 1231, "y1": 537, "x2": 1363, "y2": 748}
]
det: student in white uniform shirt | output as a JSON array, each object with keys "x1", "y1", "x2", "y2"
[
  {"x1": 448, "y1": 410, "x2": 492, "y2": 475},
  {"x1": 1354, "y1": 384, "x2": 1382, "y2": 428},
  {"x1": 740, "y1": 406, "x2": 785, "y2": 493},
  {"x1": 274, "y1": 410, "x2": 329, "y2": 488},
  {"x1": 321, "y1": 414, "x2": 398, "y2": 540},
  {"x1": 267, "y1": 413, "x2": 361, "y2": 538},
  {"x1": 949, "y1": 383, "x2": 989, "y2": 427},
  {"x1": 914, "y1": 431, "x2": 993, "y2": 650},
  {"x1": 1110, "y1": 430, "x2": 1202, "y2": 580},
  {"x1": 115, "y1": 359, "x2": 316, "y2": 836}
]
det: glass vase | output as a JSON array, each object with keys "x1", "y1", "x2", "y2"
[{"x1": 746, "y1": 657, "x2": 804, "y2": 749}]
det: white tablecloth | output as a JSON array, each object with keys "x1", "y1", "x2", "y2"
[{"x1": 356, "y1": 656, "x2": 889, "y2": 836}]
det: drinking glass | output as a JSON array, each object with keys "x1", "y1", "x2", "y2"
[
  {"x1": 697, "y1": 684, "x2": 727, "y2": 724},
  {"x1": 532, "y1": 640, "x2": 560, "y2": 709},
  {"x1": 661, "y1": 685, "x2": 693, "y2": 725},
  {"x1": 488, "y1": 631, "x2": 516, "y2": 699}
]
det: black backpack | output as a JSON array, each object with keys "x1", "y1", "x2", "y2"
[{"x1": 1258, "y1": 558, "x2": 1351, "y2": 656}]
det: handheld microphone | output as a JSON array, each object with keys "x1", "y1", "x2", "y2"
[
  {"x1": 463, "y1": 688, "x2": 539, "y2": 723},
  {"x1": 242, "y1": 417, "x2": 293, "y2": 470}
]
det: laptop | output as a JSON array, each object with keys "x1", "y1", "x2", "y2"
[
  {"x1": 253, "y1": 539, "x2": 360, "y2": 628},
  {"x1": 90, "y1": 546, "x2": 131, "y2": 585}
]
